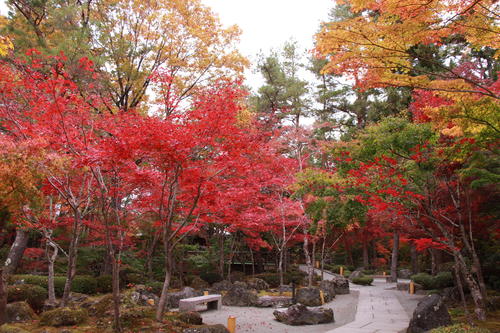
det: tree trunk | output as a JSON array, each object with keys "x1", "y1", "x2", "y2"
[
  {"x1": 410, "y1": 243, "x2": 418, "y2": 274},
  {"x1": 0, "y1": 228, "x2": 29, "y2": 325},
  {"x1": 156, "y1": 244, "x2": 173, "y2": 321},
  {"x1": 362, "y1": 238, "x2": 369, "y2": 268},
  {"x1": 249, "y1": 247, "x2": 255, "y2": 276},
  {"x1": 46, "y1": 240, "x2": 58, "y2": 304},
  {"x1": 454, "y1": 259, "x2": 471, "y2": 323},
  {"x1": 146, "y1": 232, "x2": 160, "y2": 279},
  {"x1": 0, "y1": 268, "x2": 6, "y2": 325},
  {"x1": 111, "y1": 254, "x2": 122, "y2": 332},
  {"x1": 320, "y1": 237, "x2": 326, "y2": 280},
  {"x1": 218, "y1": 232, "x2": 225, "y2": 279},
  {"x1": 278, "y1": 247, "x2": 284, "y2": 286},
  {"x1": 389, "y1": 231, "x2": 399, "y2": 283},
  {"x1": 430, "y1": 248, "x2": 437, "y2": 275},
  {"x1": 303, "y1": 236, "x2": 313, "y2": 287},
  {"x1": 62, "y1": 215, "x2": 81, "y2": 305}
]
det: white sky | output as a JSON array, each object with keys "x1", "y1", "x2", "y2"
[{"x1": 0, "y1": 0, "x2": 334, "y2": 90}]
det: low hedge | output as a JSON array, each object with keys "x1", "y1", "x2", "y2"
[
  {"x1": 352, "y1": 276, "x2": 374, "y2": 286},
  {"x1": 200, "y1": 272, "x2": 223, "y2": 285},
  {"x1": 429, "y1": 324, "x2": 490, "y2": 333},
  {"x1": 10, "y1": 274, "x2": 100, "y2": 295},
  {"x1": 411, "y1": 272, "x2": 454, "y2": 290}
]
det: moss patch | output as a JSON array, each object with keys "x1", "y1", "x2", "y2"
[{"x1": 40, "y1": 307, "x2": 88, "y2": 327}]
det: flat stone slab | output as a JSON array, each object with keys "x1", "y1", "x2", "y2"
[{"x1": 179, "y1": 294, "x2": 222, "y2": 312}]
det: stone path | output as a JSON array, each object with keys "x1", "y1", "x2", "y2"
[{"x1": 300, "y1": 266, "x2": 423, "y2": 333}]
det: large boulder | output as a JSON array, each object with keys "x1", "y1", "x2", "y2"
[
  {"x1": 273, "y1": 304, "x2": 334, "y2": 325},
  {"x1": 246, "y1": 278, "x2": 269, "y2": 291},
  {"x1": 5, "y1": 302, "x2": 37, "y2": 323},
  {"x1": 183, "y1": 324, "x2": 230, "y2": 333},
  {"x1": 407, "y1": 294, "x2": 452, "y2": 333},
  {"x1": 349, "y1": 269, "x2": 363, "y2": 280},
  {"x1": 222, "y1": 281, "x2": 258, "y2": 306},
  {"x1": 329, "y1": 274, "x2": 350, "y2": 295},
  {"x1": 40, "y1": 307, "x2": 88, "y2": 327},
  {"x1": 167, "y1": 287, "x2": 202, "y2": 309},
  {"x1": 296, "y1": 287, "x2": 322, "y2": 306},
  {"x1": 255, "y1": 295, "x2": 293, "y2": 308},
  {"x1": 319, "y1": 280, "x2": 336, "y2": 302},
  {"x1": 210, "y1": 280, "x2": 232, "y2": 293},
  {"x1": 178, "y1": 311, "x2": 203, "y2": 325}
]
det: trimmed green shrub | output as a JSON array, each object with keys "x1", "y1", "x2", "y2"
[
  {"x1": 7, "y1": 284, "x2": 47, "y2": 311},
  {"x1": 96, "y1": 275, "x2": 113, "y2": 293},
  {"x1": 71, "y1": 275, "x2": 98, "y2": 294},
  {"x1": 253, "y1": 273, "x2": 280, "y2": 288},
  {"x1": 411, "y1": 272, "x2": 454, "y2": 290},
  {"x1": 122, "y1": 272, "x2": 143, "y2": 285},
  {"x1": 200, "y1": 272, "x2": 223, "y2": 285},
  {"x1": 429, "y1": 323, "x2": 490, "y2": 333},
  {"x1": 352, "y1": 277, "x2": 374, "y2": 286},
  {"x1": 434, "y1": 272, "x2": 454, "y2": 289},
  {"x1": 362, "y1": 269, "x2": 375, "y2": 275},
  {"x1": 40, "y1": 307, "x2": 88, "y2": 327},
  {"x1": 411, "y1": 273, "x2": 435, "y2": 289}
]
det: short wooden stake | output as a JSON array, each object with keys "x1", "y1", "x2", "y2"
[
  {"x1": 409, "y1": 281, "x2": 415, "y2": 294},
  {"x1": 340, "y1": 266, "x2": 344, "y2": 276},
  {"x1": 204, "y1": 291, "x2": 209, "y2": 296},
  {"x1": 228, "y1": 316, "x2": 236, "y2": 333},
  {"x1": 383, "y1": 271, "x2": 386, "y2": 276},
  {"x1": 316, "y1": 261, "x2": 320, "y2": 269},
  {"x1": 320, "y1": 290, "x2": 325, "y2": 305}
]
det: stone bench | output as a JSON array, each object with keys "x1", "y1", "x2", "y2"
[{"x1": 179, "y1": 294, "x2": 222, "y2": 312}]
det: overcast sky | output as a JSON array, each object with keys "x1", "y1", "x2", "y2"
[{"x1": 0, "y1": 0, "x2": 334, "y2": 89}]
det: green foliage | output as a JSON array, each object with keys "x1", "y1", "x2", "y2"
[
  {"x1": 145, "y1": 281, "x2": 164, "y2": 296},
  {"x1": 429, "y1": 323, "x2": 491, "y2": 333},
  {"x1": 9, "y1": 274, "x2": 102, "y2": 296},
  {"x1": 352, "y1": 276, "x2": 373, "y2": 285},
  {"x1": 0, "y1": 324, "x2": 30, "y2": 333},
  {"x1": 40, "y1": 307, "x2": 88, "y2": 327},
  {"x1": 7, "y1": 284, "x2": 47, "y2": 311},
  {"x1": 71, "y1": 275, "x2": 98, "y2": 295},
  {"x1": 362, "y1": 269, "x2": 375, "y2": 275},
  {"x1": 95, "y1": 275, "x2": 113, "y2": 294},
  {"x1": 200, "y1": 272, "x2": 223, "y2": 285},
  {"x1": 253, "y1": 273, "x2": 280, "y2": 288},
  {"x1": 411, "y1": 272, "x2": 454, "y2": 290},
  {"x1": 120, "y1": 306, "x2": 155, "y2": 328}
]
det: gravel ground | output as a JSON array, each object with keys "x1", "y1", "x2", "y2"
[{"x1": 199, "y1": 291, "x2": 360, "y2": 333}]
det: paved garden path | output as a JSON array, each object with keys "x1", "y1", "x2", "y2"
[{"x1": 300, "y1": 265, "x2": 423, "y2": 333}]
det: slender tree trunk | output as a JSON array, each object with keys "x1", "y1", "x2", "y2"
[
  {"x1": 62, "y1": 214, "x2": 81, "y2": 305},
  {"x1": 0, "y1": 268, "x2": 6, "y2": 325},
  {"x1": 320, "y1": 237, "x2": 326, "y2": 280},
  {"x1": 218, "y1": 232, "x2": 225, "y2": 279},
  {"x1": 46, "y1": 241, "x2": 58, "y2": 304},
  {"x1": 111, "y1": 254, "x2": 122, "y2": 332},
  {"x1": 389, "y1": 231, "x2": 399, "y2": 283},
  {"x1": 410, "y1": 243, "x2": 418, "y2": 274},
  {"x1": 362, "y1": 238, "x2": 369, "y2": 268},
  {"x1": 459, "y1": 257, "x2": 487, "y2": 320},
  {"x1": 249, "y1": 247, "x2": 255, "y2": 277},
  {"x1": 156, "y1": 244, "x2": 173, "y2": 321},
  {"x1": 0, "y1": 228, "x2": 29, "y2": 325},
  {"x1": 303, "y1": 236, "x2": 313, "y2": 287},
  {"x1": 278, "y1": 247, "x2": 284, "y2": 286},
  {"x1": 454, "y1": 259, "x2": 471, "y2": 323},
  {"x1": 146, "y1": 232, "x2": 160, "y2": 279},
  {"x1": 430, "y1": 248, "x2": 437, "y2": 275}
]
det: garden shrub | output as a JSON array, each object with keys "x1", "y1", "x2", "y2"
[
  {"x1": 228, "y1": 270, "x2": 246, "y2": 283},
  {"x1": 429, "y1": 323, "x2": 490, "y2": 333},
  {"x1": 411, "y1": 272, "x2": 454, "y2": 290},
  {"x1": 362, "y1": 269, "x2": 375, "y2": 275},
  {"x1": 7, "y1": 284, "x2": 47, "y2": 311},
  {"x1": 254, "y1": 273, "x2": 280, "y2": 288},
  {"x1": 352, "y1": 276, "x2": 373, "y2": 286},
  {"x1": 200, "y1": 271, "x2": 223, "y2": 284},
  {"x1": 123, "y1": 272, "x2": 143, "y2": 285},
  {"x1": 96, "y1": 275, "x2": 113, "y2": 293},
  {"x1": 434, "y1": 271, "x2": 454, "y2": 289},
  {"x1": 71, "y1": 275, "x2": 98, "y2": 294},
  {"x1": 411, "y1": 273, "x2": 435, "y2": 289}
]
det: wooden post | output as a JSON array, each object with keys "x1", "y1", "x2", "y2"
[
  {"x1": 340, "y1": 266, "x2": 344, "y2": 276},
  {"x1": 320, "y1": 290, "x2": 325, "y2": 305},
  {"x1": 383, "y1": 271, "x2": 386, "y2": 276},
  {"x1": 204, "y1": 291, "x2": 209, "y2": 296},
  {"x1": 228, "y1": 316, "x2": 236, "y2": 333},
  {"x1": 409, "y1": 281, "x2": 415, "y2": 295}
]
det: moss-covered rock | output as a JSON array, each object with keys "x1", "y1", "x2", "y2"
[
  {"x1": 6, "y1": 301, "x2": 38, "y2": 323},
  {"x1": 0, "y1": 324, "x2": 30, "y2": 333},
  {"x1": 352, "y1": 276, "x2": 374, "y2": 286},
  {"x1": 7, "y1": 284, "x2": 47, "y2": 311},
  {"x1": 190, "y1": 276, "x2": 209, "y2": 290},
  {"x1": 120, "y1": 306, "x2": 155, "y2": 328},
  {"x1": 40, "y1": 307, "x2": 88, "y2": 327}
]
